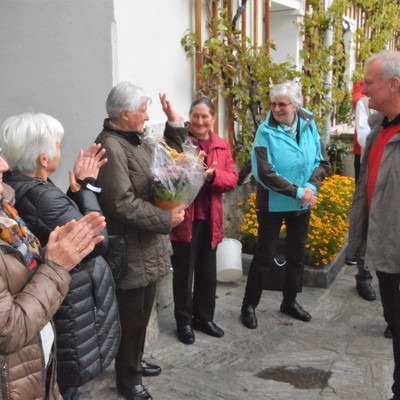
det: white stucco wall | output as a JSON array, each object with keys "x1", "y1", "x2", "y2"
[
  {"x1": 270, "y1": 10, "x2": 304, "y2": 68},
  {"x1": 0, "y1": 0, "x2": 194, "y2": 190},
  {"x1": 114, "y1": 0, "x2": 194, "y2": 123}
]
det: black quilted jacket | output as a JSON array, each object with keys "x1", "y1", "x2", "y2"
[{"x1": 4, "y1": 174, "x2": 121, "y2": 388}]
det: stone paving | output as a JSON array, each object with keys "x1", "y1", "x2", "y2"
[{"x1": 81, "y1": 264, "x2": 394, "y2": 400}]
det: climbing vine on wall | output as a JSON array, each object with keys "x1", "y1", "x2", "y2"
[{"x1": 181, "y1": 0, "x2": 400, "y2": 180}]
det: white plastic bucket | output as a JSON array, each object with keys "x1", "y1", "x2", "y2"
[{"x1": 216, "y1": 238, "x2": 243, "y2": 282}]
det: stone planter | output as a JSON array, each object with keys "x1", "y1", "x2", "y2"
[{"x1": 241, "y1": 245, "x2": 346, "y2": 289}]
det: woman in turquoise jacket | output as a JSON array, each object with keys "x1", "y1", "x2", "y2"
[{"x1": 241, "y1": 82, "x2": 330, "y2": 329}]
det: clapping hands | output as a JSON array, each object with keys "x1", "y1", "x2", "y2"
[{"x1": 69, "y1": 143, "x2": 107, "y2": 192}]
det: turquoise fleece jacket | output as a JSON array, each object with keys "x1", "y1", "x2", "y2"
[{"x1": 252, "y1": 108, "x2": 330, "y2": 212}]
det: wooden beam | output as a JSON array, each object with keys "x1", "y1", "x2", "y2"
[
  {"x1": 264, "y1": 0, "x2": 270, "y2": 53},
  {"x1": 195, "y1": 0, "x2": 202, "y2": 92},
  {"x1": 242, "y1": 8, "x2": 247, "y2": 51},
  {"x1": 254, "y1": 0, "x2": 259, "y2": 53}
]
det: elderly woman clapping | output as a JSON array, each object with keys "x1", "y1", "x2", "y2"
[
  {"x1": 0, "y1": 112, "x2": 120, "y2": 400},
  {"x1": 0, "y1": 147, "x2": 105, "y2": 398}
]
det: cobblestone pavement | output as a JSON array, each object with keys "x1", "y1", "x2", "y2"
[{"x1": 81, "y1": 264, "x2": 393, "y2": 400}]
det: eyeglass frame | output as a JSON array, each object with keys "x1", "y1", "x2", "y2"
[{"x1": 271, "y1": 102, "x2": 293, "y2": 109}]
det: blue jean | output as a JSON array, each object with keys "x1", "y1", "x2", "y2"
[{"x1": 242, "y1": 210, "x2": 310, "y2": 308}]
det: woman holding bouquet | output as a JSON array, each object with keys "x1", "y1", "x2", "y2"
[
  {"x1": 95, "y1": 82, "x2": 185, "y2": 400},
  {"x1": 160, "y1": 93, "x2": 238, "y2": 345}
]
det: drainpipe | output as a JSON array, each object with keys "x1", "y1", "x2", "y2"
[{"x1": 323, "y1": 0, "x2": 333, "y2": 144}]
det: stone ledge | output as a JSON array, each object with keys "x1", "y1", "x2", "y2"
[{"x1": 241, "y1": 246, "x2": 346, "y2": 289}]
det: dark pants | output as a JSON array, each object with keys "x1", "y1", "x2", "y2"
[
  {"x1": 354, "y1": 154, "x2": 361, "y2": 183},
  {"x1": 59, "y1": 387, "x2": 79, "y2": 400},
  {"x1": 115, "y1": 282, "x2": 157, "y2": 388},
  {"x1": 376, "y1": 271, "x2": 400, "y2": 397},
  {"x1": 243, "y1": 210, "x2": 310, "y2": 308},
  {"x1": 171, "y1": 220, "x2": 217, "y2": 325},
  {"x1": 355, "y1": 258, "x2": 373, "y2": 284},
  {"x1": 353, "y1": 154, "x2": 374, "y2": 285}
]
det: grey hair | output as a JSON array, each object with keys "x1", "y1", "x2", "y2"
[
  {"x1": 0, "y1": 112, "x2": 64, "y2": 173},
  {"x1": 189, "y1": 97, "x2": 216, "y2": 117},
  {"x1": 270, "y1": 82, "x2": 303, "y2": 108},
  {"x1": 365, "y1": 50, "x2": 400, "y2": 81},
  {"x1": 106, "y1": 81, "x2": 151, "y2": 120}
]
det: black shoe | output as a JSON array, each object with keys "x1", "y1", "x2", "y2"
[
  {"x1": 141, "y1": 360, "x2": 161, "y2": 377},
  {"x1": 384, "y1": 325, "x2": 392, "y2": 339},
  {"x1": 356, "y1": 283, "x2": 376, "y2": 301},
  {"x1": 345, "y1": 257, "x2": 357, "y2": 265},
  {"x1": 192, "y1": 319, "x2": 224, "y2": 338},
  {"x1": 241, "y1": 305, "x2": 258, "y2": 329},
  {"x1": 280, "y1": 300, "x2": 312, "y2": 322},
  {"x1": 118, "y1": 384, "x2": 152, "y2": 400},
  {"x1": 177, "y1": 324, "x2": 195, "y2": 345}
]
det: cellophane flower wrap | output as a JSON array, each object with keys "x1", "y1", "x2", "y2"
[{"x1": 151, "y1": 138, "x2": 205, "y2": 209}]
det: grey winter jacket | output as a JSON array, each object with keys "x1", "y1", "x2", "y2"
[
  {"x1": 347, "y1": 112, "x2": 400, "y2": 273},
  {"x1": 95, "y1": 119, "x2": 173, "y2": 290}
]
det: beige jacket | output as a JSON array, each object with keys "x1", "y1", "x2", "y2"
[{"x1": 0, "y1": 184, "x2": 71, "y2": 399}]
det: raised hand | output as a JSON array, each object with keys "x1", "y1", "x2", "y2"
[
  {"x1": 70, "y1": 143, "x2": 107, "y2": 191},
  {"x1": 159, "y1": 92, "x2": 183, "y2": 124}
]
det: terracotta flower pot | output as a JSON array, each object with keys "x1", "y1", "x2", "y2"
[{"x1": 154, "y1": 197, "x2": 182, "y2": 210}]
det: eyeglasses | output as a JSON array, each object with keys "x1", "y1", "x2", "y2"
[{"x1": 271, "y1": 102, "x2": 292, "y2": 109}]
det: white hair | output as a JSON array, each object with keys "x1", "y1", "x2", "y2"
[
  {"x1": 106, "y1": 81, "x2": 151, "y2": 120},
  {"x1": 365, "y1": 50, "x2": 400, "y2": 81},
  {"x1": 0, "y1": 112, "x2": 64, "y2": 173},
  {"x1": 270, "y1": 82, "x2": 303, "y2": 108}
]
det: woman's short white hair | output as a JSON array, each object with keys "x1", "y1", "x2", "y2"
[
  {"x1": 106, "y1": 81, "x2": 151, "y2": 120},
  {"x1": 270, "y1": 82, "x2": 303, "y2": 108},
  {"x1": 0, "y1": 112, "x2": 64, "y2": 173}
]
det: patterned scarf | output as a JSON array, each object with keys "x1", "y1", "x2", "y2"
[{"x1": 0, "y1": 200, "x2": 42, "y2": 277}]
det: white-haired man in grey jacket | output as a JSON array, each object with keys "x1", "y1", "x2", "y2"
[{"x1": 347, "y1": 50, "x2": 400, "y2": 400}]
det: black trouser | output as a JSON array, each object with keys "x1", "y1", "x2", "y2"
[
  {"x1": 355, "y1": 258, "x2": 373, "y2": 284},
  {"x1": 171, "y1": 220, "x2": 217, "y2": 326},
  {"x1": 243, "y1": 210, "x2": 310, "y2": 308},
  {"x1": 354, "y1": 154, "x2": 361, "y2": 183},
  {"x1": 376, "y1": 271, "x2": 400, "y2": 398},
  {"x1": 115, "y1": 282, "x2": 156, "y2": 388},
  {"x1": 59, "y1": 387, "x2": 79, "y2": 400},
  {"x1": 353, "y1": 154, "x2": 373, "y2": 285}
]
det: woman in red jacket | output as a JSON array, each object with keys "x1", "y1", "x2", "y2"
[{"x1": 160, "y1": 94, "x2": 238, "y2": 345}]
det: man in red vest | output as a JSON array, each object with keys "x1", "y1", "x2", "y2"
[
  {"x1": 346, "y1": 80, "x2": 377, "y2": 302},
  {"x1": 347, "y1": 50, "x2": 400, "y2": 400}
]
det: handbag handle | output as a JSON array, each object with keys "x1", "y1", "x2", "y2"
[{"x1": 273, "y1": 257, "x2": 287, "y2": 267}]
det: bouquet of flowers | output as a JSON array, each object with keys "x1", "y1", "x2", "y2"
[{"x1": 151, "y1": 138, "x2": 206, "y2": 209}]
